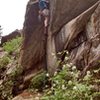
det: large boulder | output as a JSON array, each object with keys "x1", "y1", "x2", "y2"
[
  {"x1": 20, "y1": 0, "x2": 100, "y2": 77},
  {"x1": 56, "y1": 1, "x2": 100, "y2": 71},
  {"x1": 1, "y1": 29, "x2": 21, "y2": 45},
  {"x1": 20, "y1": 1, "x2": 46, "y2": 75},
  {"x1": 50, "y1": 0, "x2": 99, "y2": 34},
  {"x1": 47, "y1": 0, "x2": 100, "y2": 74},
  {"x1": 72, "y1": 3, "x2": 100, "y2": 75}
]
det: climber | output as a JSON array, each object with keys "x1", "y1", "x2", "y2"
[{"x1": 37, "y1": 0, "x2": 50, "y2": 33}]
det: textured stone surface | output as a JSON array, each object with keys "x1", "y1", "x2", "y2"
[
  {"x1": 20, "y1": 0, "x2": 100, "y2": 76},
  {"x1": 50, "y1": 0, "x2": 99, "y2": 34},
  {"x1": 1, "y1": 29, "x2": 21, "y2": 45},
  {"x1": 48, "y1": 0, "x2": 100, "y2": 74},
  {"x1": 20, "y1": 1, "x2": 46, "y2": 73},
  {"x1": 69, "y1": 3, "x2": 100, "y2": 71},
  {"x1": 55, "y1": 1, "x2": 100, "y2": 72},
  {"x1": 55, "y1": 1, "x2": 99, "y2": 52},
  {"x1": 77, "y1": 3, "x2": 100, "y2": 74}
]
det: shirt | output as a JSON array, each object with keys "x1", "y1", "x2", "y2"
[{"x1": 39, "y1": 0, "x2": 49, "y2": 10}]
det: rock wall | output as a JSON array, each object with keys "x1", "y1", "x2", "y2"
[
  {"x1": 57, "y1": 3, "x2": 100, "y2": 72},
  {"x1": 56, "y1": 1, "x2": 100, "y2": 71},
  {"x1": 47, "y1": 0, "x2": 100, "y2": 74},
  {"x1": 20, "y1": 1, "x2": 46, "y2": 78},
  {"x1": 1, "y1": 29, "x2": 21, "y2": 45},
  {"x1": 20, "y1": 0, "x2": 100, "y2": 76}
]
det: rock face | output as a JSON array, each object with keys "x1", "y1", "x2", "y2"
[
  {"x1": 20, "y1": 1, "x2": 46, "y2": 76},
  {"x1": 56, "y1": 1, "x2": 100, "y2": 71},
  {"x1": 20, "y1": 0, "x2": 100, "y2": 76},
  {"x1": 50, "y1": 0, "x2": 99, "y2": 34},
  {"x1": 1, "y1": 29, "x2": 21, "y2": 45}
]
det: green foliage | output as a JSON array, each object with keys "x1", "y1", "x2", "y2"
[
  {"x1": 29, "y1": 71, "x2": 47, "y2": 90},
  {"x1": 42, "y1": 54, "x2": 100, "y2": 100},
  {"x1": 0, "y1": 37, "x2": 22, "y2": 70},
  {"x1": 0, "y1": 65, "x2": 23, "y2": 100},
  {"x1": 0, "y1": 37, "x2": 23, "y2": 100},
  {"x1": 0, "y1": 80, "x2": 13, "y2": 100},
  {"x1": 3, "y1": 37, "x2": 22, "y2": 54},
  {"x1": 0, "y1": 55, "x2": 10, "y2": 69},
  {"x1": 9, "y1": 65, "x2": 23, "y2": 78}
]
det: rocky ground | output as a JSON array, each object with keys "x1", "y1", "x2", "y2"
[{"x1": 12, "y1": 90, "x2": 42, "y2": 100}]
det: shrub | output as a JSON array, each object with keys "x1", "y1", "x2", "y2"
[
  {"x1": 0, "y1": 65, "x2": 23, "y2": 100},
  {"x1": 0, "y1": 80, "x2": 13, "y2": 100},
  {"x1": 3, "y1": 37, "x2": 22, "y2": 54},
  {"x1": 0, "y1": 37, "x2": 23, "y2": 100},
  {"x1": 29, "y1": 71, "x2": 47, "y2": 91},
  {"x1": 0, "y1": 55, "x2": 10, "y2": 69},
  {"x1": 41, "y1": 54, "x2": 100, "y2": 100}
]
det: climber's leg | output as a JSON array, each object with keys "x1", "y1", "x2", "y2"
[
  {"x1": 42, "y1": 9, "x2": 49, "y2": 27},
  {"x1": 44, "y1": 16, "x2": 49, "y2": 27}
]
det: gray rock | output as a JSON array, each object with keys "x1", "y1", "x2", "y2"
[{"x1": 20, "y1": 0, "x2": 100, "y2": 76}]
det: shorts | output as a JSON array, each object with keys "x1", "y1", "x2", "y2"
[{"x1": 42, "y1": 9, "x2": 49, "y2": 17}]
